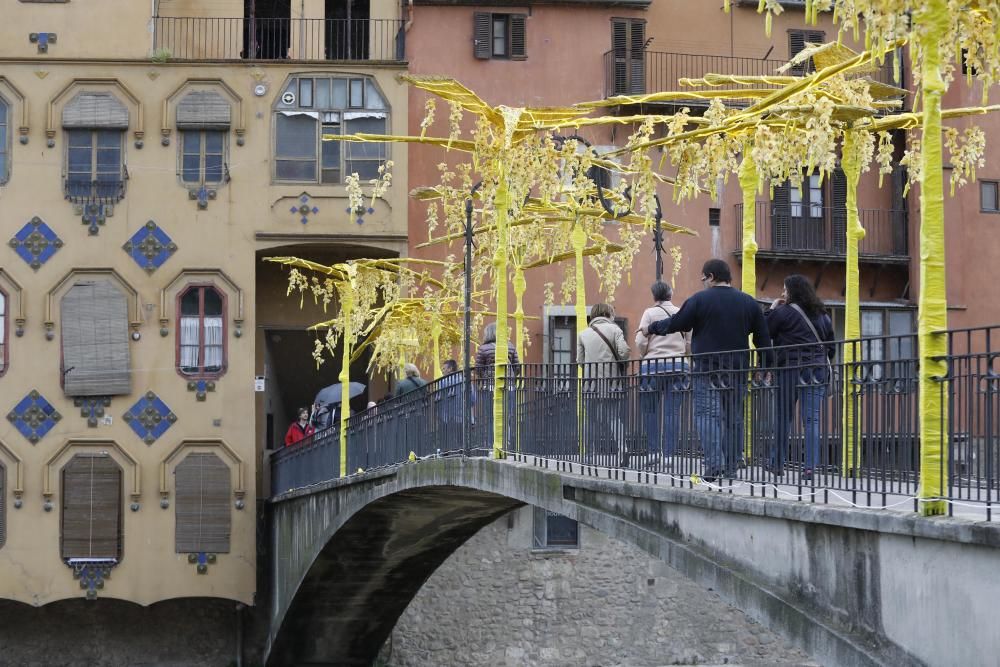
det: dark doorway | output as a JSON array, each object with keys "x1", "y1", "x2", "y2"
[
  {"x1": 244, "y1": 0, "x2": 291, "y2": 59},
  {"x1": 325, "y1": 0, "x2": 370, "y2": 59}
]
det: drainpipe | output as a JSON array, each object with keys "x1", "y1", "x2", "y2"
[{"x1": 235, "y1": 603, "x2": 245, "y2": 667}]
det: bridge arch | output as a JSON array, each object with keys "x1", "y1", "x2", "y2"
[{"x1": 267, "y1": 456, "x2": 999, "y2": 667}]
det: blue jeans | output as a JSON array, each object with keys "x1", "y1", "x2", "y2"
[
  {"x1": 640, "y1": 359, "x2": 689, "y2": 457},
  {"x1": 772, "y1": 368, "x2": 826, "y2": 471},
  {"x1": 693, "y1": 368, "x2": 747, "y2": 475}
]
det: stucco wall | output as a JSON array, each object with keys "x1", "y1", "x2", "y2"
[{"x1": 383, "y1": 505, "x2": 814, "y2": 667}]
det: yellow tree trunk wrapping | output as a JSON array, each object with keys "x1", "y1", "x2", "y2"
[
  {"x1": 431, "y1": 311, "x2": 442, "y2": 380},
  {"x1": 841, "y1": 131, "x2": 865, "y2": 476},
  {"x1": 572, "y1": 218, "x2": 588, "y2": 459},
  {"x1": 917, "y1": 2, "x2": 950, "y2": 516},
  {"x1": 338, "y1": 288, "x2": 353, "y2": 478},
  {"x1": 738, "y1": 154, "x2": 758, "y2": 460},
  {"x1": 512, "y1": 264, "x2": 526, "y2": 454},
  {"x1": 492, "y1": 174, "x2": 511, "y2": 460}
]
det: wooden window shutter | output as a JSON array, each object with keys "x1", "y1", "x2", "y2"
[
  {"x1": 61, "y1": 281, "x2": 131, "y2": 397},
  {"x1": 175, "y1": 453, "x2": 231, "y2": 554},
  {"x1": 831, "y1": 167, "x2": 848, "y2": 253},
  {"x1": 771, "y1": 182, "x2": 792, "y2": 249},
  {"x1": 510, "y1": 14, "x2": 527, "y2": 60},
  {"x1": 473, "y1": 13, "x2": 491, "y2": 60},
  {"x1": 61, "y1": 454, "x2": 122, "y2": 560},
  {"x1": 628, "y1": 20, "x2": 646, "y2": 94},
  {"x1": 612, "y1": 20, "x2": 628, "y2": 95},
  {"x1": 789, "y1": 30, "x2": 825, "y2": 74}
]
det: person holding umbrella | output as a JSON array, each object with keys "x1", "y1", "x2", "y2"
[
  {"x1": 312, "y1": 381, "x2": 367, "y2": 429},
  {"x1": 284, "y1": 407, "x2": 315, "y2": 447}
]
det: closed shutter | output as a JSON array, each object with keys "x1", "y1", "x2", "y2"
[
  {"x1": 176, "y1": 91, "x2": 232, "y2": 130},
  {"x1": 61, "y1": 281, "x2": 131, "y2": 397},
  {"x1": 473, "y1": 13, "x2": 491, "y2": 59},
  {"x1": 0, "y1": 463, "x2": 5, "y2": 549},
  {"x1": 789, "y1": 30, "x2": 825, "y2": 75},
  {"x1": 509, "y1": 14, "x2": 527, "y2": 60},
  {"x1": 612, "y1": 19, "x2": 645, "y2": 95},
  {"x1": 772, "y1": 182, "x2": 791, "y2": 249},
  {"x1": 61, "y1": 454, "x2": 122, "y2": 560},
  {"x1": 62, "y1": 92, "x2": 129, "y2": 129},
  {"x1": 175, "y1": 453, "x2": 231, "y2": 554},
  {"x1": 629, "y1": 20, "x2": 645, "y2": 94},
  {"x1": 831, "y1": 167, "x2": 847, "y2": 253}
]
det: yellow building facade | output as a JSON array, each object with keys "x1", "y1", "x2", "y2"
[{"x1": 0, "y1": 0, "x2": 406, "y2": 607}]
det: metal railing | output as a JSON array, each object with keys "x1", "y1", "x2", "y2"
[
  {"x1": 271, "y1": 327, "x2": 1000, "y2": 519},
  {"x1": 152, "y1": 17, "x2": 405, "y2": 62},
  {"x1": 735, "y1": 202, "x2": 909, "y2": 260},
  {"x1": 603, "y1": 49, "x2": 901, "y2": 102}
]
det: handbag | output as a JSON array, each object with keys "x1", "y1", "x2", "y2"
[{"x1": 789, "y1": 303, "x2": 834, "y2": 386}]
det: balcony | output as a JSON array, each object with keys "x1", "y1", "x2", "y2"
[
  {"x1": 151, "y1": 17, "x2": 405, "y2": 62},
  {"x1": 603, "y1": 50, "x2": 900, "y2": 105},
  {"x1": 734, "y1": 202, "x2": 909, "y2": 264}
]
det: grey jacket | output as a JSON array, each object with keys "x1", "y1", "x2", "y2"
[{"x1": 577, "y1": 317, "x2": 631, "y2": 379}]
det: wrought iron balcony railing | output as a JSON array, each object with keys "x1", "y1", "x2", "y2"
[
  {"x1": 735, "y1": 202, "x2": 909, "y2": 261},
  {"x1": 152, "y1": 17, "x2": 405, "y2": 62},
  {"x1": 603, "y1": 49, "x2": 901, "y2": 102}
]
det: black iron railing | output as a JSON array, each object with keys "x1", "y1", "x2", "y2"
[
  {"x1": 735, "y1": 202, "x2": 909, "y2": 260},
  {"x1": 271, "y1": 327, "x2": 1000, "y2": 519},
  {"x1": 603, "y1": 49, "x2": 902, "y2": 102},
  {"x1": 152, "y1": 17, "x2": 405, "y2": 62}
]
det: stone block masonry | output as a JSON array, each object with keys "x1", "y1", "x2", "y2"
[{"x1": 382, "y1": 506, "x2": 816, "y2": 667}]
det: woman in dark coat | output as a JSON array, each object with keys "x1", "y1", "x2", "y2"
[{"x1": 765, "y1": 274, "x2": 835, "y2": 480}]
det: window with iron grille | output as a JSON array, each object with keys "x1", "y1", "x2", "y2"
[
  {"x1": 611, "y1": 18, "x2": 646, "y2": 95},
  {"x1": 178, "y1": 285, "x2": 225, "y2": 378},
  {"x1": 473, "y1": 12, "x2": 527, "y2": 60},
  {"x1": 788, "y1": 29, "x2": 825, "y2": 75},
  {"x1": 0, "y1": 95, "x2": 8, "y2": 185},
  {"x1": 0, "y1": 288, "x2": 7, "y2": 376},
  {"x1": 174, "y1": 452, "x2": 231, "y2": 554},
  {"x1": 62, "y1": 92, "x2": 128, "y2": 202},
  {"x1": 532, "y1": 506, "x2": 579, "y2": 549},
  {"x1": 981, "y1": 181, "x2": 999, "y2": 213},
  {"x1": 61, "y1": 281, "x2": 131, "y2": 397},
  {"x1": 61, "y1": 454, "x2": 122, "y2": 561},
  {"x1": 274, "y1": 75, "x2": 388, "y2": 183}
]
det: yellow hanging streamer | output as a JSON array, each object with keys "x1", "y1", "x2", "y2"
[
  {"x1": 492, "y1": 172, "x2": 512, "y2": 460},
  {"x1": 841, "y1": 130, "x2": 865, "y2": 475},
  {"x1": 338, "y1": 288, "x2": 354, "y2": 478}
]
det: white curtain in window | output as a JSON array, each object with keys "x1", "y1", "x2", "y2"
[
  {"x1": 204, "y1": 317, "x2": 224, "y2": 368},
  {"x1": 180, "y1": 316, "x2": 201, "y2": 368}
]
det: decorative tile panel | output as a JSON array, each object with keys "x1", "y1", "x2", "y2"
[
  {"x1": 189, "y1": 185, "x2": 216, "y2": 210},
  {"x1": 122, "y1": 221, "x2": 177, "y2": 274},
  {"x1": 9, "y1": 217, "x2": 63, "y2": 270},
  {"x1": 74, "y1": 396, "x2": 111, "y2": 427},
  {"x1": 69, "y1": 560, "x2": 116, "y2": 600},
  {"x1": 346, "y1": 204, "x2": 375, "y2": 226},
  {"x1": 75, "y1": 202, "x2": 114, "y2": 236},
  {"x1": 291, "y1": 194, "x2": 319, "y2": 224},
  {"x1": 7, "y1": 389, "x2": 62, "y2": 443},
  {"x1": 187, "y1": 379, "x2": 216, "y2": 401},
  {"x1": 123, "y1": 391, "x2": 177, "y2": 445}
]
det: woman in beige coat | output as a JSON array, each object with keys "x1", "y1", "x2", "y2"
[{"x1": 576, "y1": 303, "x2": 631, "y2": 464}]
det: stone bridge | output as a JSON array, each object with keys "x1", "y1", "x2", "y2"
[{"x1": 267, "y1": 456, "x2": 1000, "y2": 667}]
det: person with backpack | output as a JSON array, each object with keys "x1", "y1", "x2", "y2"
[
  {"x1": 765, "y1": 274, "x2": 835, "y2": 480},
  {"x1": 577, "y1": 303, "x2": 631, "y2": 464},
  {"x1": 635, "y1": 281, "x2": 691, "y2": 467}
]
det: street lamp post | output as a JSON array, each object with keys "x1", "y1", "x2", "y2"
[{"x1": 463, "y1": 182, "x2": 482, "y2": 456}]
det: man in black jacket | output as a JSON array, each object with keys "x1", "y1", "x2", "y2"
[{"x1": 642, "y1": 259, "x2": 771, "y2": 480}]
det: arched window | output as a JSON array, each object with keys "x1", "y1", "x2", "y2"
[
  {"x1": 178, "y1": 285, "x2": 226, "y2": 378},
  {"x1": 61, "y1": 454, "x2": 122, "y2": 562},
  {"x1": 0, "y1": 95, "x2": 9, "y2": 184},
  {"x1": 62, "y1": 92, "x2": 128, "y2": 202},
  {"x1": 273, "y1": 75, "x2": 388, "y2": 184},
  {"x1": 174, "y1": 452, "x2": 231, "y2": 554},
  {"x1": 176, "y1": 90, "x2": 231, "y2": 188},
  {"x1": 61, "y1": 280, "x2": 131, "y2": 397}
]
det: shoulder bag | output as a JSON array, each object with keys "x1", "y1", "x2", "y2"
[{"x1": 789, "y1": 304, "x2": 834, "y2": 386}]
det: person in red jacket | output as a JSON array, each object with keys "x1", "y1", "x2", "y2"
[{"x1": 284, "y1": 407, "x2": 315, "y2": 447}]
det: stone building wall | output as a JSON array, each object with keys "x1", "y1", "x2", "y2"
[{"x1": 383, "y1": 506, "x2": 816, "y2": 667}]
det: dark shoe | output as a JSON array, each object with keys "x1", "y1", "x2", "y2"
[{"x1": 801, "y1": 469, "x2": 814, "y2": 481}]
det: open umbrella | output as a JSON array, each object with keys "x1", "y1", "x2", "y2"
[{"x1": 314, "y1": 382, "x2": 366, "y2": 406}]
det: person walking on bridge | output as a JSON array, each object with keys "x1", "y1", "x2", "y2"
[
  {"x1": 578, "y1": 303, "x2": 631, "y2": 465},
  {"x1": 284, "y1": 406, "x2": 315, "y2": 447},
  {"x1": 641, "y1": 259, "x2": 771, "y2": 481}
]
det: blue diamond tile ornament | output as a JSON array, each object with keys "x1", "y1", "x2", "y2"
[
  {"x1": 122, "y1": 221, "x2": 177, "y2": 274},
  {"x1": 291, "y1": 194, "x2": 319, "y2": 224},
  {"x1": 76, "y1": 202, "x2": 113, "y2": 236},
  {"x1": 9, "y1": 217, "x2": 63, "y2": 270},
  {"x1": 123, "y1": 391, "x2": 177, "y2": 445},
  {"x1": 7, "y1": 389, "x2": 62, "y2": 443},
  {"x1": 187, "y1": 379, "x2": 216, "y2": 401},
  {"x1": 346, "y1": 205, "x2": 375, "y2": 225}
]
